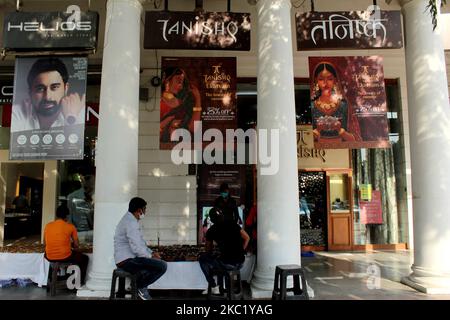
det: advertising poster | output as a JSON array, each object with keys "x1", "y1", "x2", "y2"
[
  {"x1": 360, "y1": 190, "x2": 383, "y2": 224},
  {"x1": 309, "y1": 56, "x2": 390, "y2": 149},
  {"x1": 197, "y1": 164, "x2": 245, "y2": 243},
  {"x1": 160, "y1": 57, "x2": 237, "y2": 150},
  {"x1": 10, "y1": 56, "x2": 87, "y2": 160}
]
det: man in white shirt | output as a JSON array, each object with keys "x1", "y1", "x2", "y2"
[
  {"x1": 11, "y1": 57, "x2": 85, "y2": 132},
  {"x1": 114, "y1": 197, "x2": 167, "y2": 300}
]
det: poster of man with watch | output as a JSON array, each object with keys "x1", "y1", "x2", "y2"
[{"x1": 10, "y1": 56, "x2": 87, "y2": 160}]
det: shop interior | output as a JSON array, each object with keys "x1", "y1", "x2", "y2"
[{"x1": 1, "y1": 163, "x2": 44, "y2": 245}]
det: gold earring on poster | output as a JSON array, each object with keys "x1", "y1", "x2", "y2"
[
  {"x1": 163, "y1": 82, "x2": 174, "y2": 100},
  {"x1": 314, "y1": 83, "x2": 319, "y2": 92}
]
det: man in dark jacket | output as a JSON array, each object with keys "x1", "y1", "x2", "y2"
[
  {"x1": 213, "y1": 183, "x2": 240, "y2": 224},
  {"x1": 199, "y1": 206, "x2": 250, "y2": 295}
]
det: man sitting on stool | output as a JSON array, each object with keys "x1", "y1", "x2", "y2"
[
  {"x1": 114, "y1": 197, "x2": 167, "y2": 300},
  {"x1": 199, "y1": 207, "x2": 250, "y2": 295},
  {"x1": 44, "y1": 204, "x2": 89, "y2": 286}
]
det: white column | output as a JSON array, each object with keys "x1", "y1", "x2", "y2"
[
  {"x1": 400, "y1": 0, "x2": 450, "y2": 294},
  {"x1": 251, "y1": 0, "x2": 301, "y2": 298},
  {"x1": 78, "y1": 0, "x2": 142, "y2": 297}
]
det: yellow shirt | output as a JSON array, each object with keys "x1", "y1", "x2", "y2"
[{"x1": 44, "y1": 219, "x2": 78, "y2": 260}]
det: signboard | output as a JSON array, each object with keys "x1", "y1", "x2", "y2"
[
  {"x1": 10, "y1": 56, "x2": 87, "y2": 160},
  {"x1": 2, "y1": 8, "x2": 99, "y2": 51},
  {"x1": 297, "y1": 125, "x2": 350, "y2": 169},
  {"x1": 360, "y1": 184, "x2": 372, "y2": 201},
  {"x1": 360, "y1": 190, "x2": 383, "y2": 224},
  {"x1": 296, "y1": 8, "x2": 403, "y2": 50},
  {"x1": 144, "y1": 11, "x2": 251, "y2": 51},
  {"x1": 309, "y1": 56, "x2": 390, "y2": 149},
  {"x1": 160, "y1": 57, "x2": 237, "y2": 150}
]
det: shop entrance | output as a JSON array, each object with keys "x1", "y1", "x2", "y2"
[
  {"x1": 327, "y1": 170, "x2": 354, "y2": 250},
  {"x1": 298, "y1": 171, "x2": 327, "y2": 250},
  {"x1": 299, "y1": 170, "x2": 355, "y2": 251},
  {"x1": 0, "y1": 163, "x2": 44, "y2": 244}
]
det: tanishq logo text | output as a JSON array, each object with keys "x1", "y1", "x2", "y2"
[{"x1": 157, "y1": 18, "x2": 239, "y2": 43}]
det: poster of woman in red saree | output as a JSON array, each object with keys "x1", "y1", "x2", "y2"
[
  {"x1": 309, "y1": 56, "x2": 390, "y2": 149},
  {"x1": 160, "y1": 67, "x2": 201, "y2": 147},
  {"x1": 310, "y1": 61, "x2": 361, "y2": 148}
]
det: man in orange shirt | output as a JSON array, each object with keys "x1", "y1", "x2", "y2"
[{"x1": 44, "y1": 205, "x2": 89, "y2": 285}]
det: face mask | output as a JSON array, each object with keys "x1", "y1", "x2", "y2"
[
  {"x1": 138, "y1": 209, "x2": 145, "y2": 220},
  {"x1": 221, "y1": 192, "x2": 229, "y2": 198}
]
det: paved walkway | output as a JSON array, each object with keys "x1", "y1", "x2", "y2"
[{"x1": 1, "y1": 250, "x2": 449, "y2": 300}]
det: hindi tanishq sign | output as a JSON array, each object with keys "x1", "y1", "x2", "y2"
[
  {"x1": 296, "y1": 8, "x2": 402, "y2": 50},
  {"x1": 309, "y1": 56, "x2": 390, "y2": 149},
  {"x1": 160, "y1": 57, "x2": 236, "y2": 150},
  {"x1": 10, "y1": 56, "x2": 87, "y2": 160},
  {"x1": 144, "y1": 11, "x2": 251, "y2": 51}
]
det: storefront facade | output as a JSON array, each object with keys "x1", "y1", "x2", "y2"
[{"x1": 1, "y1": 0, "x2": 450, "y2": 297}]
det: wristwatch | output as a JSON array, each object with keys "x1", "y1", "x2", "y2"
[{"x1": 66, "y1": 115, "x2": 76, "y2": 125}]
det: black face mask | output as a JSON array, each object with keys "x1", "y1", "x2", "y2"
[{"x1": 35, "y1": 99, "x2": 61, "y2": 117}]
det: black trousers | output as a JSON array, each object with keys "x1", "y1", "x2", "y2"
[{"x1": 46, "y1": 251, "x2": 89, "y2": 285}]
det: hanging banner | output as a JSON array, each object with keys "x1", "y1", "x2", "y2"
[
  {"x1": 144, "y1": 11, "x2": 251, "y2": 51},
  {"x1": 2, "y1": 9, "x2": 99, "y2": 51},
  {"x1": 10, "y1": 56, "x2": 87, "y2": 160},
  {"x1": 309, "y1": 56, "x2": 390, "y2": 149},
  {"x1": 160, "y1": 57, "x2": 237, "y2": 150},
  {"x1": 360, "y1": 190, "x2": 383, "y2": 224},
  {"x1": 296, "y1": 8, "x2": 403, "y2": 50}
]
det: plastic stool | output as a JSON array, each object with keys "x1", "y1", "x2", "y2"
[
  {"x1": 47, "y1": 261, "x2": 73, "y2": 296},
  {"x1": 109, "y1": 268, "x2": 138, "y2": 300},
  {"x1": 207, "y1": 268, "x2": 243, "y2": 300},
  {"x1": 272, "y1": 264, "x2": 309, "y2": 300}
]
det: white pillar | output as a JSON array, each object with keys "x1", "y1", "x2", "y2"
[
  {"x1": 78, "y1": 0, "x2": 142, "y2": 297},
  {"x1": 400, "y1": 0, "x2": 450, "y2": 294},
  {"x1": 251, "y1": 0, "x2": 301, "y2": 298}
]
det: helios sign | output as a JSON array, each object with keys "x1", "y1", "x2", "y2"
[
  {"x1": 296, "y1": 6, "x2": 402, "y2": 50},
  {"x1": 2, "y1": 6, "x2": 99, "y2": 51},
  {"x1": 144, "y1": 11, "x2": 251, "y2": 51}
]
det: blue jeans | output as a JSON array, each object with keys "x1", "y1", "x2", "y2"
[
  {"x1": 119, "y1": 257, "x2": 167, "y2": 289},
  {"x1": 198, "y1": 253, "x2": 242, "y2": 287}
]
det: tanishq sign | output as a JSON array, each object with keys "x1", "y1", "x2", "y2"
[
  {"x1": 296, "y1": 6, "x2": 403, "y2": 50},
  {"x1": 144, "y1": 11, "x2": 251, "y2": 51},
  {"x1": 2, "y1": 6, "x2": 99, "y2": 51}
]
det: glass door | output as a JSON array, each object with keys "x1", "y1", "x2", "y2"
[
  {"x1": 298, "y1": 171, "x2": 327, "y2": 249},
  {"x1": 327, "y1": 171, "x2": 354, "y2": 250}
]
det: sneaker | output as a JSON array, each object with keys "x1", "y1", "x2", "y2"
[
  {"x1": 202, "y1": 285, "x2": 220, "y2": 295},
  {"x1": 137, "y1": 288, "x2": 152, "y2": 300}
]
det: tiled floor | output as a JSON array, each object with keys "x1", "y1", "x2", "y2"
[{"x1": 1, "y1": 250, "x2": 449, "y2": 300}]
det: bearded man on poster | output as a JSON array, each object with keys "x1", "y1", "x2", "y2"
[{"x1": 11, "y1": 57, "x2": 85, "y2": 132}]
